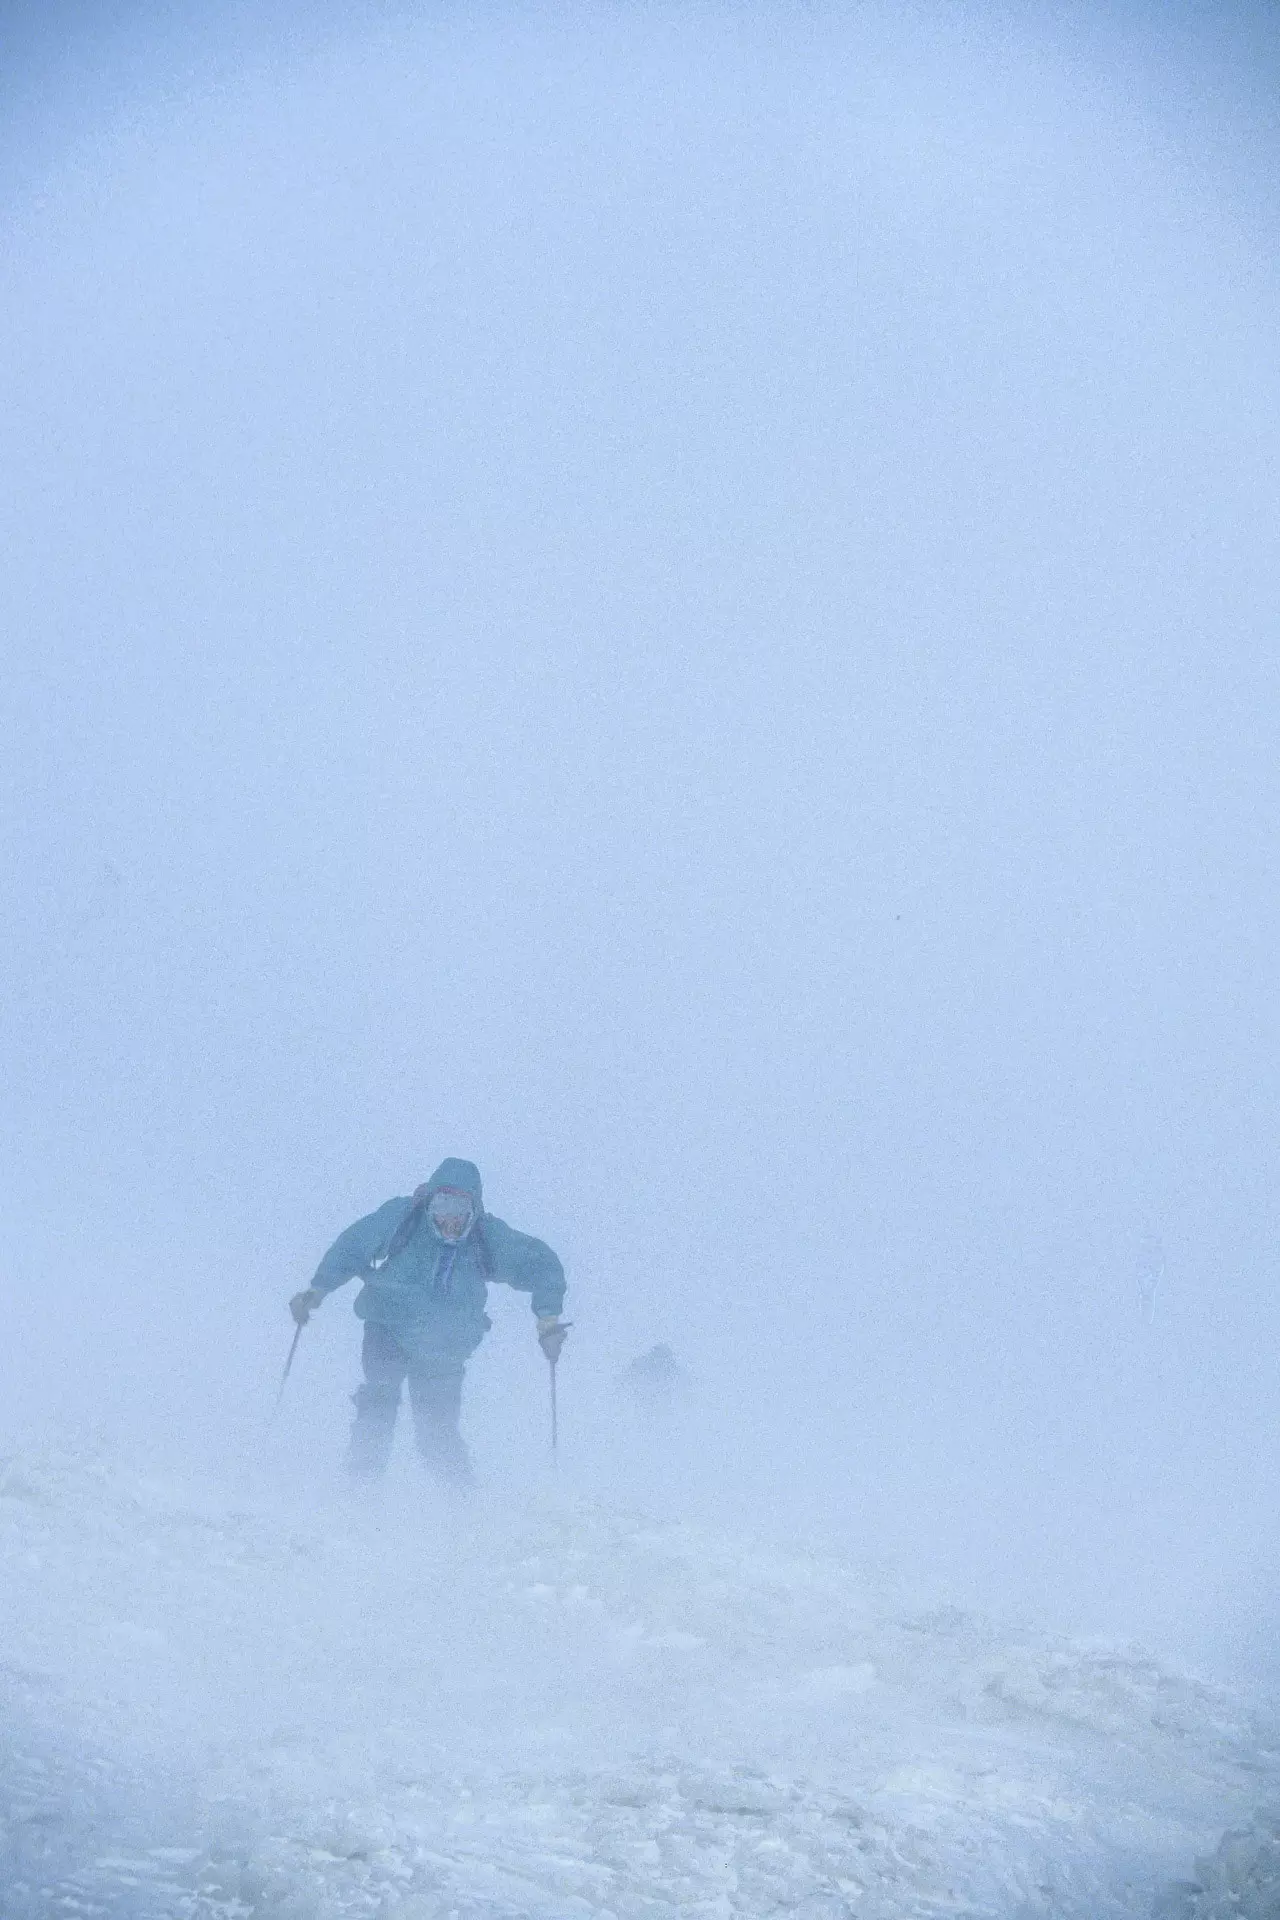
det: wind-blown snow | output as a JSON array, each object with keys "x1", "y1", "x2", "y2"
[
  {"x1": 1158, "y1": 1818, "x2": 1280, "y2": 1920},
  {"x1": 3, "y1": 1440, "x2": 1277, "y2": 1918}
]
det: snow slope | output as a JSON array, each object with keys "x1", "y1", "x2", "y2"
[{"x1": 2, "y1": 1439, "x2": 1277, "y2": 1919}]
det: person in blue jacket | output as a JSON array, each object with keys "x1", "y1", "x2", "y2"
[{"x1": 289, "y1": 1158, "x2": 568, "y2": 1483}]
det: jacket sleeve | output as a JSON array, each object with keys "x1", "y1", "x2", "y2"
[
  {"x1": 484, "y1": 1216, "x2": 566, "y2": 1319},
  {"x1": 311, "y1": 1199, "x2": 409, "y2": 1294}
]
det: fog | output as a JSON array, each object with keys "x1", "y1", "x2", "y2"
[{"x1": 3, "y1": 0, "x2": 1279, "y2": 1699}]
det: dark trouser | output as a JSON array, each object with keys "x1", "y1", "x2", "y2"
[{"x1": 348, "y1": 1322, "x2": 473, "y2": 1484}]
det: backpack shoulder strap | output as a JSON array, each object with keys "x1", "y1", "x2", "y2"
[
  {"x1": 473, "y1": 1217, "x2": 494, "y2": 1277},
  {"x1": 372, "y1": 1194, "x2": 427, "y2": 1269}
]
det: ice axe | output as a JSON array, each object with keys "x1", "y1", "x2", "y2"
[
  {"x1": 268, "y1": 1322, "x2": 304, "y2": 1427},
  {"x1": 269, "y1": 1294, "x2": 320, "y2": 1427},
  {"x1": 539, "y1": 1321, "x2": 572, "y2": 1458},
  {"x1": 270, "y1": 1290, "x2": 324, "y2": 1426}
]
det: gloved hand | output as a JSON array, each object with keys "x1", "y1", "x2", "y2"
[
  {"x1": 289, "y1": 1288, "x2": 324, "y2": 1327},
  {"x1": 537, "y1": 1316, "x2": 571, "y2": 1363}
]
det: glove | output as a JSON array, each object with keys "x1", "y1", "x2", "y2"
[
  {"x1": 289, "y1": 1288, "x2": 325, "y2": 1327},
  {"x1": 537, "y1": 1316, "x2": 571, "y2": 1363}
]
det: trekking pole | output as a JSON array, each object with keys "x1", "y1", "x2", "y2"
[
  {"x1": 268, "y1": 1323, "x2": 304, "y2": 1428},
  {"x1": 539, "y1": 1322, "x2": 570, "y2": 1462}
]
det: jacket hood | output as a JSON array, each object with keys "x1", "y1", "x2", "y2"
[{"x1": 420, "y1": 1158, "x2": 484, "y2": 1210}]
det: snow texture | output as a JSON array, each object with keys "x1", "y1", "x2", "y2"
[
  {"x1": 1154, "y1": 1817, "x2": 1280, "y2": 1920},
  {"x1": 2, "y1": 1438, "x2": 1278, "y2": 1918}
]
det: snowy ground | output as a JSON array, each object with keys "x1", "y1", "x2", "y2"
[{"x1": 2, "y1": 1437, "x2": 1278, "y2": 1919}]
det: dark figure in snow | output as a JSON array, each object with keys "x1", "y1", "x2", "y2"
[
  {"x1": 618, "y1": 1343, "x2": 685, "y2": 1430},
  {"x1": 289, "y1": 1158, "x2": 567, "y2": 1484}
]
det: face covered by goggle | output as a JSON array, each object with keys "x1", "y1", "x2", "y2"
[{"x1": 427, "y1": 1187, "x2": 476, "y2": 1243}]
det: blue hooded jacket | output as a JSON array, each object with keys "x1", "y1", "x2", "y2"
[{"x1": 311, "y1": 1159, "x2": 565, "y2": 1358}]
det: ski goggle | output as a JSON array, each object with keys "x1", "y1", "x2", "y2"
[{"x1": 427, "y1": 1187, "x2": 476, "y2": 1241}]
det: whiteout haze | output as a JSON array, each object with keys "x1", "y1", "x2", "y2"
[{"x1": 2, "y1": 4, "x2": 1279, "y2": 1915}]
